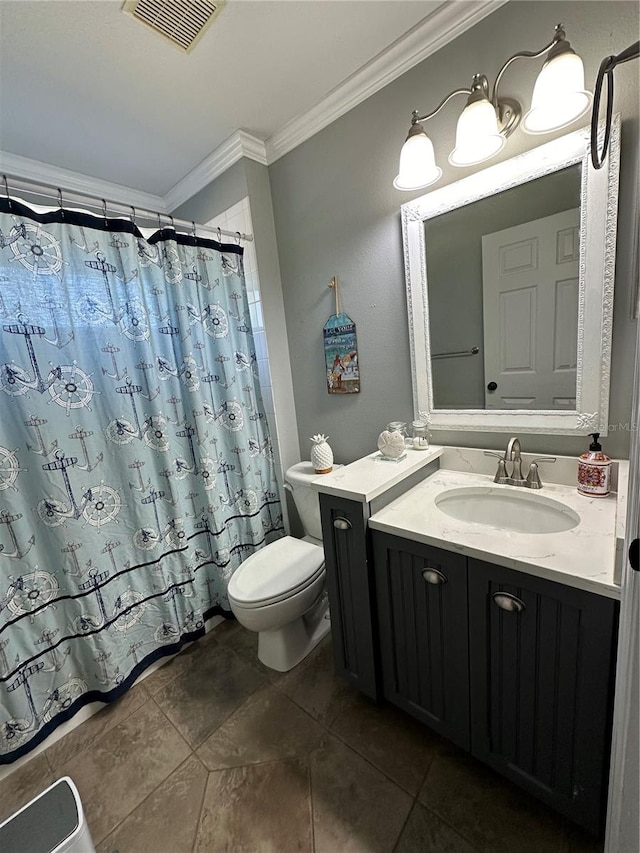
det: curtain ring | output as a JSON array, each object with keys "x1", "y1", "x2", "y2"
[
  {"x1": 157, "y1": 212, "x2": 163, "y2": 233},
  {"x1": 102, "y1": 198, "x2": 108, "y2": 224},
  {"x1": 191, "y1": 220, "x2": 197, "y2": 239},
  {"x1": 130, "y1": 206, "x2": 136, "y2": 226},
  {"x1": 2, "y1": 174, "x2": 13, "y2": 211},
  {"x1": 169, "y1": 214, "x2": 175, "y2": 232},
  {"x1": 57, "y1": 188, "x2": 64, "y2": 219},
  {"x1": 216, "y1": 226, "x2": 222, "y2": 244},
  {"x1": 235, "y1": 231, "x2": 241, "y2": 245}
]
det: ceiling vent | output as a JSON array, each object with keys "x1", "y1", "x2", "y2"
[{"x1": 122, "y1": 0, "x2": 225, "y2": 53}]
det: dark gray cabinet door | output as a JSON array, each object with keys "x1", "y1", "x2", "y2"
[
  {"x1": 468, "y1": 559, "x2": 618, "y2": 835},
  {"x1": 319, "y1": 493, "x2": 379, "y2": 700},
  {"x1": 372, "y1": 532, "x2": 470, "y2": 749}
]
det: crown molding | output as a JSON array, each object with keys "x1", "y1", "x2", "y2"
[
  {"x1": 0, "y1": 149, "x2": 166, "y2": 212},
  {"x1": 163, "y1": 130, "x2": 268, "y2": 212},
  {"x1": 265, "y1": 0, "x2": 508, "y2": 163}
]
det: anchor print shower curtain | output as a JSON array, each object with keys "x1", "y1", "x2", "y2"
[{"x1": 0, "y1": 199, "x2": 283, "y2": 762}]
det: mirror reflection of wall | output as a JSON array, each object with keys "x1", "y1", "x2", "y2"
[{"x1": 424, "y1": 164, "x2": 582, "y2": 410}]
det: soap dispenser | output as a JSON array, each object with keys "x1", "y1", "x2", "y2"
[{"x1": 577, "y1": 433, "x2": 611, "y2": 497}]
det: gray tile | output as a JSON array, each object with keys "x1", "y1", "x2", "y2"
[
  {"x1": 96, "y1": 755, "x2": 208, "y2": 853},
  {"x1": 153, "y1": 638, "x2": 264, "y2": 748},
  {"x1": 212, "y1": 618, "x2": 283, "y2": 682},
  {"x1": 195, "y1": 759, "x2": 312, "y2": 852},
  {"x1": 59, "y1": 700, "x2": 190, "y2": 844},
  {"x1": 142, "y1": 637, "x2": 205, "y2": 695},
  {"x1": 47, "y1": 682, "x2": 148, "y2": 770},
  {"x1": 310, "y1": 733, "x2": 413, "y2": 853},
  {"x1": 419, "y1": 747, "x2": 565, "y2": 853},
  {"x1": 277, "y1": 635, "x2": 355, "y2": 726},
  {"x1": 331, "y1": 692, "x2": 442, "y2": 795},
  {"x1": 197, "y1": 684, "x2": 324, "y2": 770},
  {"x1": 395, "y1": 802, "x2": 479, "y2": 853},
  {"x1": 0, "y1": 753, "x2": 54, "y2": 824}
]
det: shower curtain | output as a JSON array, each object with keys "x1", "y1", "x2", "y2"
[{"x1": 0, "y1": 198, "x2": 283, "y2": 762}]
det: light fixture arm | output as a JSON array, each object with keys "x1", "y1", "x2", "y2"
[
  {"x1": 491, "y1": 24, "x2": 566, "y2": 106},
  {"x1": 413, "y1": 88, "x2": 472, "y2": 124}
]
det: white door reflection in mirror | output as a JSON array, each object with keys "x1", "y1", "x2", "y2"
[{"x1": 482, "y1": 208, "x2": 579, "y2": 410}]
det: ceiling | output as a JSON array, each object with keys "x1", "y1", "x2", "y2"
[{"x1": 0, "y1": 0, "x2": 502, "y2": 204}]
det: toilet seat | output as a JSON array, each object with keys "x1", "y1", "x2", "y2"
[{"x1": 228, "y1": 536, "x2": 325, "y2": 609}]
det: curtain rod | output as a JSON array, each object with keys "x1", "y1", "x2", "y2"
[{"x1": 1, "y1": 173, "x2": 254, "y2": 243}]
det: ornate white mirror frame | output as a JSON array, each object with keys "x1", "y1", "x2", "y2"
[{"x1": 402, "y1": 117, "x2": 620, "y2": 435}]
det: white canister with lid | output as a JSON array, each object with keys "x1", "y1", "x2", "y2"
[{"x1": 410, "y1": 420, "x2": 430, "y2": 450}]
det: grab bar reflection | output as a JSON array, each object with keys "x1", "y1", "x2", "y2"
[{"x1": 431, "y1": 346, "x2": 480, "y2": 360}]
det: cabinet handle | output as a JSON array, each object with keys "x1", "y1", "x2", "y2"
[
  {"x1": 492, "y1": 592, "x2": 526, "y2": 613},
  {"x1": 333, "y1": 517, "x2": 352, "y2": 530},
  {"x1": 422, "y1": 568, "x2": 447, "y2": 585}
]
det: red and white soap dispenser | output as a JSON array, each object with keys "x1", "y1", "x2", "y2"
[{"x1": 577, "y1": 432, "x2": 611, "y2": 497}]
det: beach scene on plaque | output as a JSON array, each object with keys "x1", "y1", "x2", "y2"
[{"x1": 324, "y1": 312, "x2": 360, "y2": 394}]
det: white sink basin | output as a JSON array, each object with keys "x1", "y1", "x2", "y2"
[{"x1": 435, "y1": 487, "x2": 580, "y2": 534}]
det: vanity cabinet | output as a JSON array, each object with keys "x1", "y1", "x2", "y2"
[
  {"x1": 370, "y1": 531, "x2": 619, "y2": 835},
  {"x1": 373, "y1": 532, "x2": 470, "y2": 749},
  {"x1": 468, "y1": 559, "x2": 618, "y2": 835},
  {"x1": 319, "y1": 493, "x2": 379, "y2": 700}
]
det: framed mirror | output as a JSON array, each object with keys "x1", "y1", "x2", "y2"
[{"x1": 402, "y1": 118, "x2": 620, "y2": 435}]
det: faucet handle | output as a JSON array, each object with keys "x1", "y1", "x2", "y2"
[
  {"x1": 526, "y1": 457, "x2": 556, "y2": 489},
  {"x1": 484, "y1": 451, "x2": 509, "y2": 484}
]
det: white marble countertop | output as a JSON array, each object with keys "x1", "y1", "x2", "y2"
[
  {"x1": 369, "y1": 469, "x2": 621, "y2": 599},
  {"x1": 310, "y1": 445, "x2": 444, "y2": 503}
]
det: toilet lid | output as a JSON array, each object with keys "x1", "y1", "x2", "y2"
[{"x1": 228, "y1": 536, "x2": 324, "y2": 605}]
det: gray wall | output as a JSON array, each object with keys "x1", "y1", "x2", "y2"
[
  {"x1": 173, "y1": 159, "x2": 248, "y2": 224},
  {"x1": 269, "y1": 0, "x2": 639, "y2": 462}
]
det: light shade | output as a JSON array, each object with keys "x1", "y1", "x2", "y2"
[
  {"x1": 523, "y1": 51, "x2": 592, "y2": 134},
  {"x1": 449, "y1": 97, "x2": 505, "y2": 167},
  {"x1": 393, "y1": 127, "x2": 442, "y2": 191}
]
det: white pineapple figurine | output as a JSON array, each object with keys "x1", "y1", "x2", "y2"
[{"x1": 310, "y1": 434, "x2": 334, "y2": 473}]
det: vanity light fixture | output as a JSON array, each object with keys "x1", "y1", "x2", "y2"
[{"x1": 393, "y1": 24, "x2": 592, "y2": 191}]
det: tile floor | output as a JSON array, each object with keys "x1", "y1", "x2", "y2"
[{"x1": 0, "y1": 621, "x2": 604, "y2": 853}]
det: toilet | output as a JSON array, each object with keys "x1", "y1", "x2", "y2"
[{"x1": 227, "y1": 461, "x2": 340, "y2": 672}]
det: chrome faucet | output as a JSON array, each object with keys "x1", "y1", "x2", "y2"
[
  {"x1": 484, "y1": 437, "x2": 556, "y2": 488},
  {"x1": 506, "y1": 437, "x2": 526, "y2": 486}
]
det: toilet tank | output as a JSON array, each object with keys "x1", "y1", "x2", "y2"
[{"x1": 285, "y1": 462, "x2": 342, "y2": 541}]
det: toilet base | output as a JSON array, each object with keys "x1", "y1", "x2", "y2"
[{"x1": 257, "y1": 596, "x2": 331, "y2": 672}]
